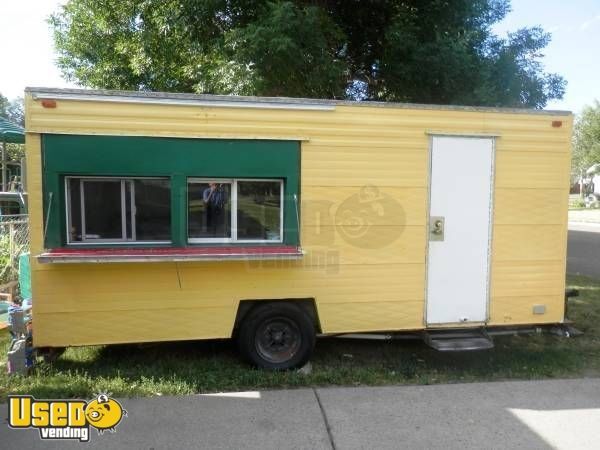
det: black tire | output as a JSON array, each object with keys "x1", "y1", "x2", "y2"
[{"x1": 237, "y1": 303, "x2": 316, "y2": 370}]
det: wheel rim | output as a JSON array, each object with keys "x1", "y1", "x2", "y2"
[{"x1": 255, "y1": 316, "x2": 302, "y2": 364}]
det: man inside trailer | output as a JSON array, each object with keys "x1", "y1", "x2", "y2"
[{"x1": 203, "y1": 182, "x2": 228, "y2": 237}]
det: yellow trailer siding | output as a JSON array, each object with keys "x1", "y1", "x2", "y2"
[{"x1": 25, "y1": 91, "x2": 572, "y2": 347}]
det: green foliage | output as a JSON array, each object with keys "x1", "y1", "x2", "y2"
[
  {"x1": 0, "y1": 94, "x2": 8, "y2": 118},
  {"x1": 50, "y1": 0, "x2": 564, "y2": 107},
  {"x1": 573, "y1": 100, "x2": 600, "y2": 177},
  {"x1": 0, "y1": 93, "x2": 25, "y2": 161},
  {"x1": 0, "y1": 234, "x2": 10, "y2": 284},
  {"x1": 229, "y1": 2, "x2": 347, "y2": 97},
  {"x1": 0, "y1": 93, "x2": 24, "y2": 127},
  {"x1": 0, "y1": 143, "x2": 24, "y2": 163}
]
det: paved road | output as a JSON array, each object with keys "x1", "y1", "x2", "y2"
[
  {"x1": 2, "y1": 378, "x2": 600, "y2": 449},
  {"x1": 568, "y1": 222, "x2": 600, "y2": 278}
]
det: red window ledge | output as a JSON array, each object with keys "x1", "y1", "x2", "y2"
[{"x1": 37, "y1": 246, "x2": 304, "y2": 264}]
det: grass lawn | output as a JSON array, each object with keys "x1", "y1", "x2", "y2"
[{"x1": 1, "y1": 274, "x2": 599, "y2": 401}]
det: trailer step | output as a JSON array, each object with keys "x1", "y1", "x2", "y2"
[{"x1": 424, "y1": 329, "x2": 494, "y2": 351}]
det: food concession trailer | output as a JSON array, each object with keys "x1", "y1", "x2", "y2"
[{"x1": 25, "y1": 88, "x2": 572, "y2": 368}]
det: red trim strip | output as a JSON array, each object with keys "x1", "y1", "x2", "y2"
[{"x1": 44, "y1": 246, "x2": 300, "y2": 257}]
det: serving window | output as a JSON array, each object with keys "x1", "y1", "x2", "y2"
[
  {"x1": 43, "y1": 135, "x2": 300, "y2": 252},
  {"x1": 188, "y1": 178, "x2": 283, "y2": 244},
  {"x1": 66, "y1": 177, "x2": 171, "y2": 244}
]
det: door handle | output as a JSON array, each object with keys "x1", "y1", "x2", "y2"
[{"x1": 430, "y1": 216, "x2": 445, "y2": 241}]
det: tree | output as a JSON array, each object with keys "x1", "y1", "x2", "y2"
[
  {"x1": 573, "y1": 101, "x2": 600, "y2": 197},
  {"x1": 50, "y1": 0, "x2": 565, "y2": 108},
  {"x1": 0, "y1": 93, "x2": 25, "y2": 162},
  {"x1": 0, "y1": 94, "x2": 9, "y2": 118},
  {"x1": 0, "y1": 93, "x2": 25, "y2": 127}
]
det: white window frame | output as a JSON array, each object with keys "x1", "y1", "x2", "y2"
[
  {"x1": 187, "y1": 178, "x2": 234, "y2": 244},
  {"x1": 187, "y1": 178, "x2": 284, "y2": 244},
  {"x1": 65, "y1": 176, "x2": 172, "y2": 245}
]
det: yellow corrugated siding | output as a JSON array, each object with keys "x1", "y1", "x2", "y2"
[
  {"x1": 35, "y1": 308, "x2": 235, "y2": 346},
  {"x1": 32, "y1": 262, "x2": 425, "y2": 308},
  {"x1": 302, "y1": 187, "x2": 427, "y2": 226},
  {"x1": 492, "y1": 225, "x2": 567, "y2": 261},
  {"x1": 25, "y1": 94, "x2": 572, "y2": 346},
  {"x1": 491, "y1": 261, "x2": 566, "y2": 297},
  {"x1": 494, "y1": 189, "x2": 567, "y2": 225},
  {"x1": 25, "y1": 133, "x2": 44, "y2": 288},
  {"x1": 495, "y1": 152, "x2": 571, "y2": 189},
  {"x1": 490, "y1": 295, "x2": 564, "y2": 324}
]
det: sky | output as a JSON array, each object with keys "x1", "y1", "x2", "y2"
[
  {"x1": 492, "y1": 0, "x2": 600, "y2": 113},
  {"x1": 0, "y1": 0, "x2": 598, "y2": 114}
]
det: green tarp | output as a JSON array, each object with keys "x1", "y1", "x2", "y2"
[
  {"x1": 18, "y1": 253, "x2": 31, "y2": 299},
  {"x1": 0, "y1": 117, "x2": 24, "y2": 144}
]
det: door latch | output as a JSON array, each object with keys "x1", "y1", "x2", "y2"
[{"x1": 430, "y1": 216, "x2": 445, "y2": 241}]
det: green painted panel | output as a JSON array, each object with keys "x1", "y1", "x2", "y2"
[{"x1": 42, "y1": 135, "x2": 300, "y2": 248}]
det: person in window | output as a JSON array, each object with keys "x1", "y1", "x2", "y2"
[{"x1": 203, "y1": 182, "x2": 228, "y2": 237}]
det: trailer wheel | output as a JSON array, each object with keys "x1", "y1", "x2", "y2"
[{"x1": 237, "y1": 303, "x2": 316, "y2": 370}]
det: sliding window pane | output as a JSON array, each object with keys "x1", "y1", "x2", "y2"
[
  {"x1": 134, "y1": 179, "x2": 171, "y2": 241},
  {"x1": 68, "y1": 178, "x2": 82, "y2": 242},
  {"x1": 83, "y1": 180, "x2": 123, "y2": 240},
  {"x1": 188, "y1": 182, "x2": 231, "y2": 239},
  {"x1": 237, "y1": 181, "x2": 281, "y2": 241},
  {"x1": 125, "y1": 181, "x2": 133, "y2": 240}
]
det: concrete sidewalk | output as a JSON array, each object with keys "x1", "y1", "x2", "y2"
[
  {"x1": 2, "y1": 378, "x2": 600, "y2": 449},
  {"x1": 569, "y1": 221, "x2": 600, "y2": 232},
  {"x1": 568, "y1": 209, "x2": 600, "y2": 225}
]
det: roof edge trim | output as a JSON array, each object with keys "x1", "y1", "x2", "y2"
[
  {"x1": 29, "y1": 90, "x2": 336, "y2": 112},
  {"x1": 26, "y1": 87, "x2": 572, "y2": 116}
]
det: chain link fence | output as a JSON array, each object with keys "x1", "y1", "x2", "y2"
[{"x1": 0, "y1": 215, "x2": 30, "y2": 285}]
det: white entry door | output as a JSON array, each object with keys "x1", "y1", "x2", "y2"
[{"x1": 426, "y1": 136, "x2": 494, "y2": 325}]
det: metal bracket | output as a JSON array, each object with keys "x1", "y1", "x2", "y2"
[{"x1": 430, "y1": 216, "x2": 445, "y2": 241}]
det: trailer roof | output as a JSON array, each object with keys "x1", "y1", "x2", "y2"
[{"x1": 26, "y1": 87, "x2": 572, "y2": 116}]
